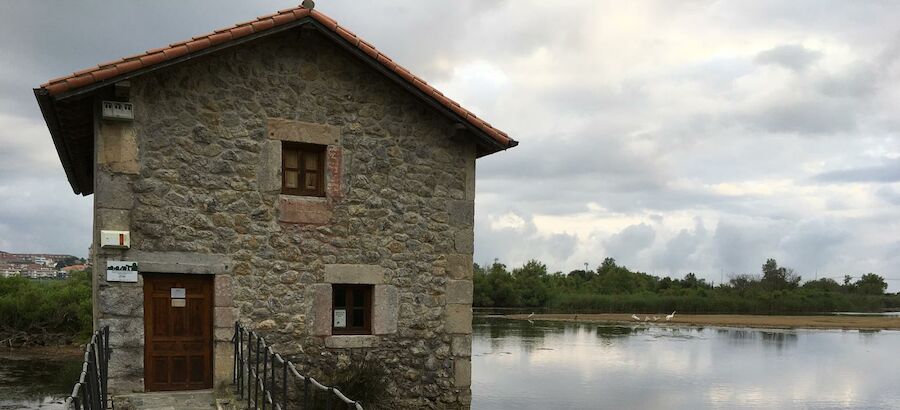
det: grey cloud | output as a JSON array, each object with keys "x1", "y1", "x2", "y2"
[
  {"x1": 813, "y1": 159, "x2": 900, "y2": 183},
  {"x1": 604, "y1": 223, "x2": 656, "y2": 265},
  {"x1": 0, "y1": 178, "x2": 92, "y2": 257},
  {"x1": 876, "y1": 185, "x2": 900, "y2": 205},
  {"x1": 755, "y1": 44, "x2": 822, "y2": 71},
  {"x1": 711, "y1": 220, "x2": 778, "y2": 276},
  {"x1": 778, "y1": 219, "x2": 848, "y2": 275},
  {"x1": 817, "y1": 63, "x2": 878, "y2": 98},
  {"x1": 651, "y1": 218, "x2": 708, "y2": 274},
  {"x1": 741, "y1": 97, "x2": 859, "y2": 135},
  {"x1": 474, "y1": 211, "x2": 578, "y2": 268}
]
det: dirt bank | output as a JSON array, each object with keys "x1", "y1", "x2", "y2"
[{"x1": 505, "y1": 313, "x2": 900, "y2": 330}]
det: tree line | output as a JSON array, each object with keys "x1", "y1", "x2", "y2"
[{"x1": 474, "y1": 257, "x2": 900, "y2": 314}]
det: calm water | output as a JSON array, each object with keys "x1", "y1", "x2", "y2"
[
  {"x1": 0, "y1": 350, "x2": 80, "y2": 410},
  {"x1": 472, "y1": 316, "x2": 900, "y2": 410}
]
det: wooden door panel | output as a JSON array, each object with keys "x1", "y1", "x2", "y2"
[{"x1": 144, "y1": 274, "x2": 214, "y2": 391}]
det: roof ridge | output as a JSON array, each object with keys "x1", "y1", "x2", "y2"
[{"x1": 37, "y1": 5, "x2": 515, "y2": 148}]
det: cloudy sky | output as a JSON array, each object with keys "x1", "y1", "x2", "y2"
[{"x1": 1, "y1": 1, "x2": 898, "y2": 288}]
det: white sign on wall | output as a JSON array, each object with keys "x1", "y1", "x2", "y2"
[
  {"x1": 334, "y1": 309, "x2": 347, "y2": 328},
  {"x1": 106, "y1": 261, "x2": 138, "y2": 283},
  {"x1": 170, "y1": 288, "x2": 186, "y2": 299}
]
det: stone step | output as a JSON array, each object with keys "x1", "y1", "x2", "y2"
[{"x1": 113, "y1": 390, "x2": 218, "y2": 410}]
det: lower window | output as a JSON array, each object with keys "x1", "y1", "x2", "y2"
[{"x1": 332, "y1": 284, "x2": 373, "y2": 335}]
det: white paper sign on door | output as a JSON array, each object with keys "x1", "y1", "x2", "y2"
[
  {"x1": 333, "y1": 309, "x2": 347, "y2": 328},
  {"x1": 170, "y1": 288, "x2": 186, "y2": 299}
]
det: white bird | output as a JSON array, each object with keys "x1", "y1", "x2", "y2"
[
  {"x1": 666, "y1": 311, "x2": 676, "y2": 321},
  {"x1": 653, "y1": 316, "x2": 660, "y2": 321},
  {"x1": 631, "y1": 314, "x2": 641, "y2": 321},
  {"x1": 527, "y1": 312, "x2": 534, "y2": 319}
]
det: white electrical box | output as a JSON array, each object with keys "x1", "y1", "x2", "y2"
[
  {"x1": 101, "y1": 101, "x2": 134, "y2": 120},
  {"x1": 100, "y1": 230, "x2": 131, "y2": 249}
]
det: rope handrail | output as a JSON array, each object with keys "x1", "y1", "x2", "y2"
[
  {"x1": 64, "y1": 326, "x2": 110, "y2": 410},
  {"x1": 233, "y1": 322, "x2": 364, "y2": 410}
]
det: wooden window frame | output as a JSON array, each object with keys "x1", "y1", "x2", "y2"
[
  {"x1": 332, "y1": 284, "x2": 373, "y2": 335},
  {"x1": 282, "y1": 142, "x2": 326, "y2": 197}
]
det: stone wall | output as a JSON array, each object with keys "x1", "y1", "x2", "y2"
[{"x1": 93, "y1": 27, "x2": 475, "y2": 408}]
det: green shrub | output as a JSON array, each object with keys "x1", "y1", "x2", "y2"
[
  {"x1": 325, "y1": 360, "x2": 390, "y2": 409},
  {"x1": 0, "y1": 270, "x2": 92, "y2": 343}
]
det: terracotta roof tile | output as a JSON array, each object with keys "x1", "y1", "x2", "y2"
[
  {"x1": 256, "y1": 12, "x2": 281, "y2": 21},
  {"x1": 207, "y1": 32, "x2": 233, "y2": 46},
  {"x1": 72, "y1": 66, "x2": 98, "y2": 77},
  {"x1": 139, "y1": 52, "x2": 166, "y2": 66},
  {"x1": 251, "y1": 18, "x2": 275, "y2": 32},
  {"x1": 91, "y1": 67, "x2": 119, "y2": 82},
  {"x1": 272, "y1": 13, "x2": 295, "y2": 26},
  {"x1": 186, "y1": 38, "x2": 212, "y2": 53},
  {"x1": 394, "y1": 66, "x2": 415, "y2": 84},
  {"x1": 65, "y1": 74, "x2": 95, "y2": 90},
  {"x1": 37, "y1": 5, "x2": 515, "y2": 148},
  {"x1": 229, "y1": 25, "x2": 254, "y2": 39},
  {"x1": 376, "y1": 53, "x2": 393, "y2": 65},
  {"x1": 114, "y1": 59, "x2": 142, "y2": 73},
  {"x1": 44, "y1": 82, "x2": 69, "y2": 95},
  {"x1": 335, "y1": 26, "x2": 359, "y2": 46},
  {"x1": 358, "y1": 39, "x2": 378, "y2": 59},
  {"x1": 311, "y1": 10, "x2": 337, "y2": 30},
  {"x1": 163, "y1": 45, "x2": 189, "y2": 60}
]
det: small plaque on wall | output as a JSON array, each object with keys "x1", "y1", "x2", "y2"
[
  {"x1": 170, "y1": 288, "x2": 186, "y2": 299},
  {"x1": 106, "y1": 261, "x2": 138, "y2": 283},
  {"x1": 334, "y1": 309, "x2": 346, "y2": 328},
  {"x1": 171, "y1": 299, "x2": 186, "y2": 308}
]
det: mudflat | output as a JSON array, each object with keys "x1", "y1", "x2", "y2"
[{"x1": 505, "y1": 313, "x2": 900, "y2": 330}]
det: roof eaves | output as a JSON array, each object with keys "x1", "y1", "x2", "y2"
[{"x1": 33, "y1": 88, "x2": 83, "y2": 195}]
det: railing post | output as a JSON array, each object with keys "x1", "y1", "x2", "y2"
[
  {"x1": 239, "y1": 326, "x2": 244, "y2": 397},
  {"x1": 100, "y1": 327, "x2": 109, "y2": 410},
  {"x1": 282, "y1": 360, "x2": 288, "y2": 410},
  {"x1": 262, "y1": 347, "x2": 269, "y2": 410},
  {"x1": 303, "y1": 377, "x2": 310, "y2": 409},
  {"x1": 255, "y1": 334, "x2": 262, "y2": 409},
  {"x1": 269, "y1": 352, "x2": 276, "y2": 408},
  {"x1": 325, "y1": 387, "x2": 333, "y2": 410},
  {"x1": 247, "y1": 333, "x2": 254, "y2": 410},
  {"x1": 85, "y1": 348, "x2": 97, "y2": 410},
  {"x1": 233, "y1": 322, "x2": 239, "y2": 385}
]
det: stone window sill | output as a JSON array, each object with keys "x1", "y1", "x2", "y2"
[
  {"x1": 280, "y1": 193, "x2": 327, "y2": 201},
  {"x1": 324, "y1": 335, "x2": 379, "y2": 349}
]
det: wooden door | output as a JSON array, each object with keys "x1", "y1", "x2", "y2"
[{"x1": 143, "y1": 273, "x2": 214, "y2": 391}]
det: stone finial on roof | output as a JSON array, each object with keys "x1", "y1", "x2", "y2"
[{"x1": 301, "y1": 0, "x2": 315, "y2": 9}]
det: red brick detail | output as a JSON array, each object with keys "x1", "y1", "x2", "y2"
[
  {"x1": 326, "y1": 146, "x2": 343, "y2": 200},
  {"x1": 278, "y1": 196, "x2": 333, "y2": 225}
]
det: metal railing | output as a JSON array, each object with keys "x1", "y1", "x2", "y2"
[
  {"x1": 233, "y1": 322, "x2": 363, "y2": 410},
  {"x1": 65, "y1": 326, "x2": 111, "y2": 410}
]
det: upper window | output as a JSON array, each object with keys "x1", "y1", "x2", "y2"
[
  {"x1": 282, "y1": 142, "x2": 326, "y2": 197},
  {"x1": 332, "y1": 284, "x2": 373, "y2": 335}
]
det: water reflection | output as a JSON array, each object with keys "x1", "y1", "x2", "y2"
[
  {"x1": 0, "y1": 350, "x2": 80, "y2": 410},
  {"x1": 473, "y1": 316, "x2": 900, "y2": 410},
  {"x1": 715, "y1": 328, "x2": 799, "y2": 351}
]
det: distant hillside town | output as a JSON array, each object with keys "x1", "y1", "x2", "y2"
[{"x1": 0, "y1": 250, "x2": 87, "y2": 279}]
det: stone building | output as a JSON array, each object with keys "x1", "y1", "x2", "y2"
[{"x1": 34, "y1": 4, "x2": 516, "y2": 408}]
